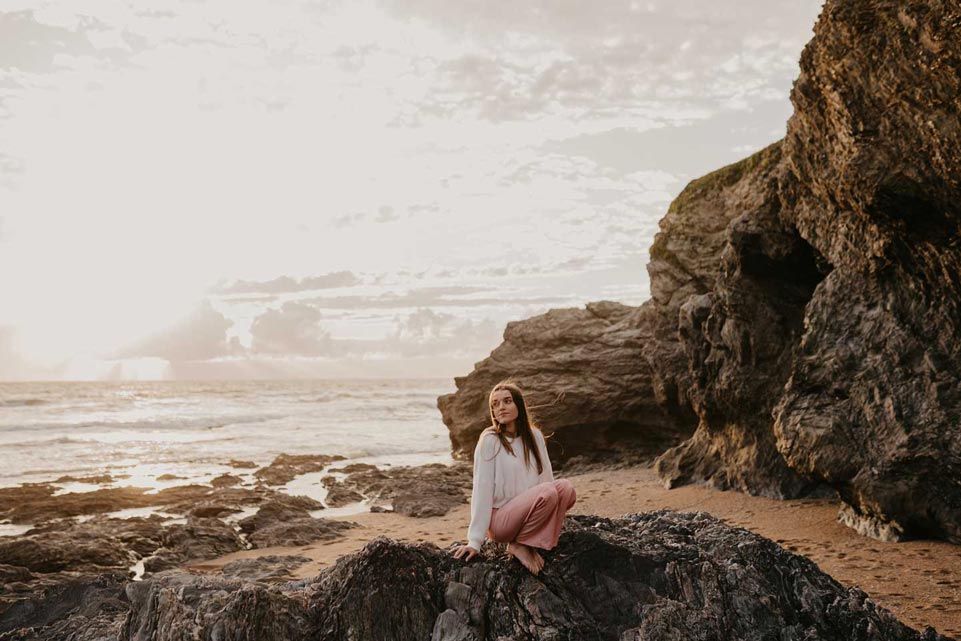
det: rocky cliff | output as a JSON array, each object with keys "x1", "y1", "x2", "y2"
[
  {"x1": 438, "y1": 0, "x2": 961, "y2": 544},
  {"x1": 771, "y1": 0, "x2": 961, "y2": 543}
]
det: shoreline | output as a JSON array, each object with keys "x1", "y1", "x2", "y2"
[
  {"x1": 0, "y1": 450, "x2": 453, "y2": 537},
  {"x1": 186, "y1": 464, "x2": 961, "y2": 638}
]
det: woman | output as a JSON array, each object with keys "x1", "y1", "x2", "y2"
[{"x1": 451, "y1": 380, "x2": 576, "y2": 575}]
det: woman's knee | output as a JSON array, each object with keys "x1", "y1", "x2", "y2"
[
  {"x1": 555, "y1": 479, "x2": 576, "y2": 508},
  {"x1": 534, "y1": 483, "x2": 560, "y2": 508}
]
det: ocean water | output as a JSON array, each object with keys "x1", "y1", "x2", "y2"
[{"x1": 0, "y1": 379, "x2": 457, "y2": 494}]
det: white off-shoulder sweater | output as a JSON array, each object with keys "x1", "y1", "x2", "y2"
[{"x1": 466, "y1": 428, "x2": 554, "y2": 551}]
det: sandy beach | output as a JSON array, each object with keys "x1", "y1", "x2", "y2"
[{"x1": 186, "y1": 464, "x2": 961, "y2": 638}]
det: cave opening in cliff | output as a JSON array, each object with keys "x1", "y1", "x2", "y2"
[{"x1": 737, "y1": 229, "x2": 831, "y2": 307}]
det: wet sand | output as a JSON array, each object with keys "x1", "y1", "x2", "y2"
[{"x1": 188, "y1": 465, "x2": 961, "y2": 638}]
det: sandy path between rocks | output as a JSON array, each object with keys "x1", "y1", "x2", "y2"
[{"x1": 187, "y1": 465, "x2": 961, "y2": 638}]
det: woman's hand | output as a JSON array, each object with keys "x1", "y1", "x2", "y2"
[{"x1": 451, "y1": 544, "x2": 479, "y2": 561}]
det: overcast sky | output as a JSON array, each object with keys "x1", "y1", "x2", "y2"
[{"x1": 0, "y1": 0, "x2": 824, "y2": 381}]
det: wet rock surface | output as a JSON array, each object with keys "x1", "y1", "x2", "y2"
[
  {"x1": 0, "y1": 481, "x2": 271, "y2": 525},
  {"x1": 17, "y1": 511, "x2": 943, "y2": 641},
  {"x1": 226, "y1": 459, "x2": 258, "y2": 469},
  {"x1": 327, "y1": 463, "x2": 379, "y2": 474},
  {"x1": 161, "y1": 485, "x2": 276, "y2": 517},
  {"x1": 254, "y1": 453, "x2": 347, "y2": 486},
  {"x1": 0, "y1": 453, "x2": 350, "y2": 529},
  {"x1": 237, "y1": 495, "x2": 325, "y2": 533},
  {"x1": 0, "y1": 453, "x2": 364, "y2": 626},
  {"x1": 325, "y1": 462, "x2": 472, "y2": 517},
  {"x1": 321, "y1": 479, "x2": 365, "y2": 507},
  {"x1": 140, "y1": 516, "x2": 245, "y2": 574},
  {"x1": 52, "y1": 473, "x2": 127, "y2": 485},
  {"x1": 0, "y1": 515, "x2": 165, "y2": 575},
  {"x1": 238, "y1": 495, "x2": 354, "y2": 548},
  {"x1": 210, "y1": 473, "x2": 243, "y2": 488},
  {"x1": 0, "y1": 485, "x2": 155, "y2": 524}
]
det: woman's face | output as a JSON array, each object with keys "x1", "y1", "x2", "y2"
[{"x1": 490, "y1": 389, "x2": 519, "y2": 426}]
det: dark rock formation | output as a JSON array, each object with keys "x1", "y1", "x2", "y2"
[
  {"x1": 0, "y1": 515, "x2": 165, "y2": 574},
  {"x1": 321, "y1": 478, "x2": 365, "y2": 507},
  {"x1": 0, "y1": 481, "x2": 359, "y2": 635},
  {"x1": 122, "y1": 571, "x2": 310, "y2": 641},
  {"x1": 0, "y1": 511, "x2": 267, "y2": 616},
  {"x1": 113, "y1": 511, "x2": 948, "y2": 641},
  {"x1": 254, "y1": 453, "x2": 347, "y2": 486},
  {"x1": 226, "y1": 459, "x2": 258, "y2": 469},
  {"x1": 210, "y1": 473, "x2": 243, "y2": 488},
  {"x1": 161, "y1": 485, "x2": 277, "y2": 517},
  {"x1": 141, "y1": 517, "x2": 245, "y2": 575},
  {"x1": 0, "y1": 492, "x2": 352, "y2": 633},
  {"x1": 435, "y1": 511, "x2": 949, "y2": 641},
  {"x1": 437, "y1": 301, "x2": 698, "y2": 465},
  {"x1": 650, "y1": 141, "x2": 833, "y2": 499},
  {"x1": 247, "y1": 518, "x2": 354, "y2": 548},
  {"x1": 324, "y1": 462, "x2": 472, "y2": 517},
  {"x1": 0, "y1": 485, "x2": 156, "y2": 524},
  {"x1": 0, "y1": 481, "x2": 271, "y2": 524},
  {"x1": 654, "y1": 0, "x2": 961, "y2": 538},
  {"x1": 238, "y1": 495, "x2": 354, "y2": 548},
  {"x1": 52, "y1": 473, "x2": 124, "y2": 485},
  {"x1": 0, "y1": 571, "x2": 130, "y2": 641},
  {"x1": 0, "y1": 470, "x2": 360, "y2": 604},
  {"x1": 327, "y1": 463, "x2": 379, "y2": 474},
  {"x1": 438, "y1": 0, "x2": 961, "y2": 543},
  {"x1": 238, "y1": 495, "x2": 325, "y2": 533},
  {"x1": 769, "y1": 0, "x2": 961, "y2": 543}
]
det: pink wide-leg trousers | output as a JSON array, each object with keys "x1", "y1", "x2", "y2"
[{"x1": 486, "y1": 479, "x2": 577, "y2": 550}]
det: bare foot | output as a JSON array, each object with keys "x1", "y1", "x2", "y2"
[
  {"x1": 507, "y1": 542, "x2": 543, "y2": 575},
  {"x1": 532, "y1": 550, "x2": 545, "y2": 573}
]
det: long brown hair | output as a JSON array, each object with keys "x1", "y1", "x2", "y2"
[{"x1": 482, "y1": 380, "x2": 546, "y2": 474}]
